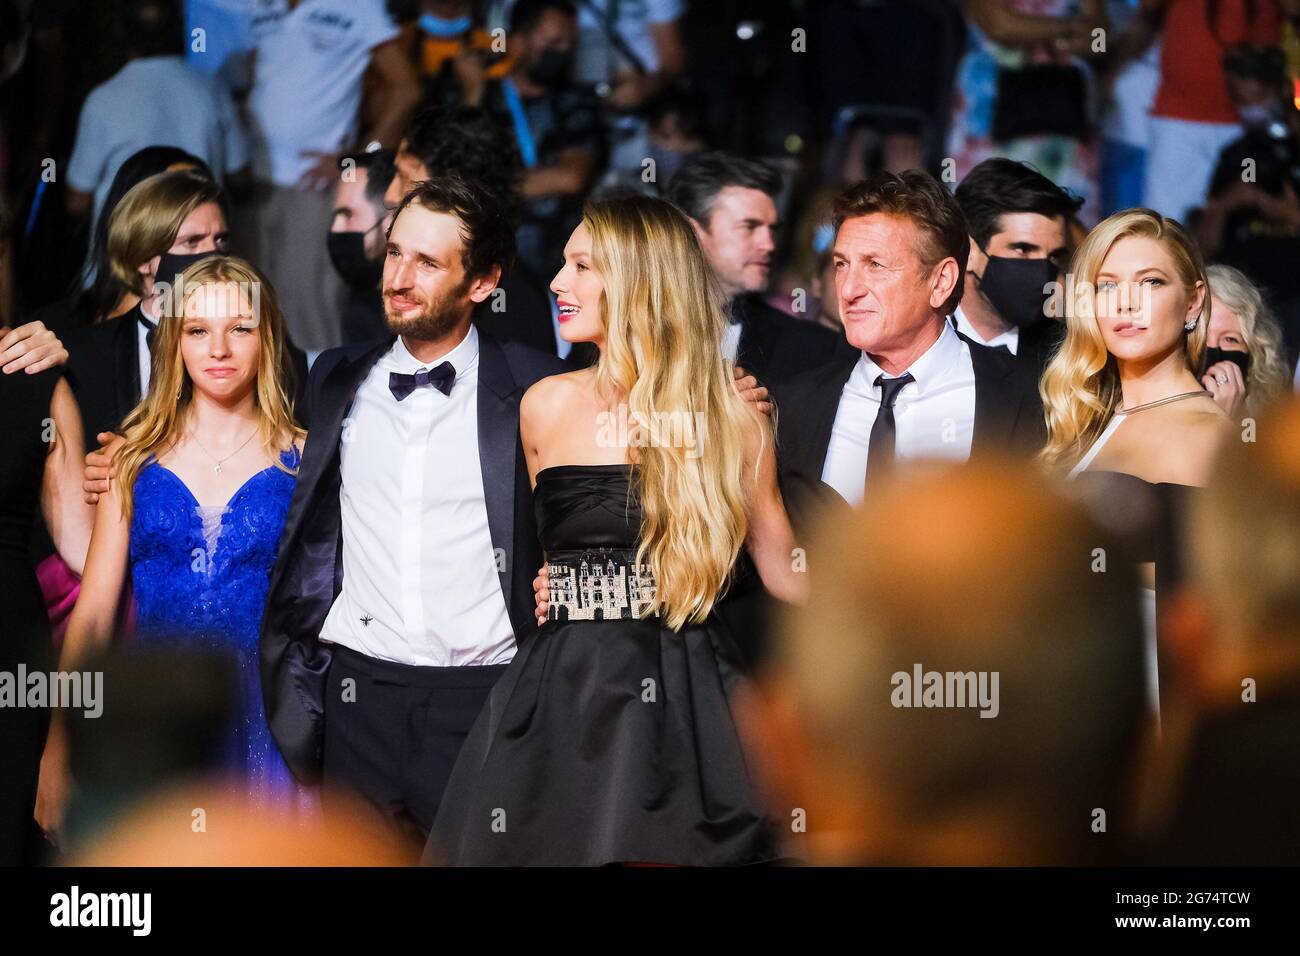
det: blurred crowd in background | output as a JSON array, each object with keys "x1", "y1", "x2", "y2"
[
  {"x1": 0, "y1": 0, "x2": 1298, "y2": 868},
  {"x1": 1, "y1": 0, "x2": 1299, "y2": 365}
]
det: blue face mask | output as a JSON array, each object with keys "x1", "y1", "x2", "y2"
[{"x1": 419, "y1": 13, "x2": 472, "y2": 38}]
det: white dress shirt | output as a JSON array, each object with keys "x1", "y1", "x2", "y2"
[
  {"x1": 319, "y1": 326, "x2": 516, "y2": 667},
  {"x1": 722, "y1": 319, "x2": 743, "y2": 365},
  {"x1": 953, "y1": 304, "x2": 1018, "y2": 355},
  {"x1": 821, "y1": 322, "x2": 976, "y2": 506},
  {"x1": 136, "y1": 315, "x2": 152, "y2": 396},
  {"x1": 137, "y1": 299, "x2": 163, "y2": 396}
]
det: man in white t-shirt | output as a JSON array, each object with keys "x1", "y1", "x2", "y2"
[
  {"x1": 242, "y1": 0, "x2": 419, "y2": 352},
  {"x1": 65, "y1": 0, "x2": 248, "y2": 232},
  {"x1": 538, "y1": 0, "x2": 685, "y2": 181}
]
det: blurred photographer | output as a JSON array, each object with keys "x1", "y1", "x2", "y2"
[{"x1": 1199, "y1": 43, "x2": 1300, "y2": 299}]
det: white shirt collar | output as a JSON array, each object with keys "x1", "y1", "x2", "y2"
[
  {"x1": 136, "y1": 314, "x2": 151, "y2": 393},
  {"x1": 952, "y1": 304, "x2": 1019, "y2": 355},
  {"x1": 388, "y1": 323, "x2": 479, "y2": 382},
  {"x1": 852, "y1": 320, "x2": 965, "y2": 400}
]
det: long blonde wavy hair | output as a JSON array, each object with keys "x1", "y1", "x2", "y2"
[
  {"x1": 584, "y1": 195, "x2": 758, "y2": 630},
  {"x1": 1040, "y1": 209, "x2": 1209, "y2": 470},
  {"x1": 1205, "y1": 263, "x2": 1291, "y2": 414},
  {"x1": 113, "y1": 256, "x2": 304, "y2": 522}
]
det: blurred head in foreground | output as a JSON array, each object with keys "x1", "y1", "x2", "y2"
[
  {"x1": 72, "y1": 785, "x2": 405, "y2": 866},
  {"x1": 63, "y1": 646, "x2": 404, "y2": 865},
  {"x1": 1177, "y1": 400, "x2": 1300, "y2": 699},
  {"x1": 739, "y1": 460, "x2": 1147, "y2": 865},
  {"x1": 1148, "y1": 400, "x2": 1300, "y2": 864}
]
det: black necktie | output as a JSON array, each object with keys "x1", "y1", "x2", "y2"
[
  {"x1": 865, "y1": 372, "x2": 914, "y2": 495},
  {"x1": 389, "y1": 362, "x2": 456, "y2": 401},
  {"x1": 139, "y1": 312, "x2": 157, "y2": 352}
]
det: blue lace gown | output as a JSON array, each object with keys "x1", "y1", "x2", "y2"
[{"x1": 128, "y1": 447, "x2": 309, "y2": 810}]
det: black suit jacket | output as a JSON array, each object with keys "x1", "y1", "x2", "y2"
[
  {"x1": 1015, "y1": 317, "x2": 1066, "y2": 382},
  {"x1": 732, "y1": 294, "x2": 848, "y2": 385},
  {"x1": 62, "y1": 309, "x2": 311, "y2": 450},
  {"x1": 473, "y1": 260, "x2": 561, "y2": 356},
  {"x1": 770, "y1": 331, "x2": 1047, "y2": 533},
  {"x1": 259, "y1": 331, "x2": 568, "y2": 783}
]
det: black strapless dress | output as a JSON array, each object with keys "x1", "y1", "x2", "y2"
[
  {"x1": 1071, "y1": 470, "x2": 1199, "y2": 715},
  {"x1": 424, "y1": 464, "x2": 780, "y2": 866},
  {"x1": 1070, "y1": 471, "x2": 1196, "y2": 592}
]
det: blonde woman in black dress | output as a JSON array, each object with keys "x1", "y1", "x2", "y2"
[{"x1": 426, "y1": 195, "x2": 807, "y2": 866}]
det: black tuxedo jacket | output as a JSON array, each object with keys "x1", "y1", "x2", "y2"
[
  {"x1": 259, "y1": 331, "x2": 568, "y2": 783},
  {"x1": 474, "y1": 259, "x2": 563, "y2": 356},
  {"x1": 62, "y1": 310, "x2": 311, "y2": 450},
  {"x1": 732, "y1": 294, "x2": 848, "y2": 385},
  {"x1": 770, "y1": 332, "x2": 1047, "y2": 533},
  {"x1": 1014, "y1": 317, "x2": 1066, "y2": 382}
]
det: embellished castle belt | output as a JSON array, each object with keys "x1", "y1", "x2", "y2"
[{"x1": 546, "y1": 548, "x2": 658, "y2": 622}]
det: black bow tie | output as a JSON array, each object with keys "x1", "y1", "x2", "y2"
[
  {"x1": 389, "y1": 362, "x2": 456, "y2": 401},
  {"x1": 139, "y1": 312, "x2": 158, "y2": 351}
]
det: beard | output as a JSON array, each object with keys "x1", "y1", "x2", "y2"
[{"x1": 383, "y1": 276, "x2": 473, "y2": 341}]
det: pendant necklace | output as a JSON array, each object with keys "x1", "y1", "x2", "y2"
[{"x1": 188, "y1": 427, "x2": 259, "y2": 475}]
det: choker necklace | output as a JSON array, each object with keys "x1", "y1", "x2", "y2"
[{"x1": 1118, "y1": 389, "x2": 1209, "y2": 415}]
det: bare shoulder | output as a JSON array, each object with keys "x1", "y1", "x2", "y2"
[
  {"x1": 520, "y1": 368, "x2": 596, "y2": 442},
  {"x1": 1162, "y1": 400, "x2": 1234, "y2": 485},
  {"x1": 1171, "y1": 398, "x2": 1234, "y2": 445},
  {"x1": 522, "y1": 368, "x2": 593, "y2": 414}
]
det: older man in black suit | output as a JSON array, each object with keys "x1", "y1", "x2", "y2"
[{"x1": 771, "y1": 170, "x2": 1046, "y2": 535}]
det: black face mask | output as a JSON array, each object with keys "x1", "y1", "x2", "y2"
[
  {"x1": 327, "y1": 231, "x2": 383, "y2": 292},
  {"x1": 977, "y1": 254, "x2": 1059, "y2": 328},
  {"x1": 1204, "y1": 346, "x2": 1252, "y2": 378},
  {"x1": 154, "y1": 249, "x2": 220, "y2": 287},
  {"x1": 527, "y1": 46, "x2": 573, "y2": 87}
]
